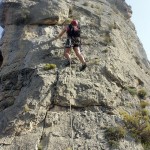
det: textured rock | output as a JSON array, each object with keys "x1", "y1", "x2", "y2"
[{"x1": 0, "y1": 0, "x2": 150, "y2": 150}]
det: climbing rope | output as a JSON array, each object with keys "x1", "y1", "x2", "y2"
[{"x1": 68, "y1": 54, "x2": 74, "y2": 150}]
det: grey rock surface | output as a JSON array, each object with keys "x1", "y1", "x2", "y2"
[{"x1": 0, "y1": 0, "x2": 149, "y2": 150}]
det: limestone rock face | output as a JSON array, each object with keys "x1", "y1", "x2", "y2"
[{"x1": 0, "y1": 0, "x2": 150, "y2": 150}]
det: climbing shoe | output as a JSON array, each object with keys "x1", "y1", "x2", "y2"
[
  {"x1": 80, "y1": 63, "x2": 87, "y2": 71},
  {"x1": 64, "y1": 60, "x2": 71, "y2": 67}
]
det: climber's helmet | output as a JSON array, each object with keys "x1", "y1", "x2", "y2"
[{"x1": 71, "y1": 20, "x2": 78, "y2": 26}]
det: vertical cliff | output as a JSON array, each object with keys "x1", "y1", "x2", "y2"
[{"x1": 0, "y1": 0, "x2": 150, "y2": 150}]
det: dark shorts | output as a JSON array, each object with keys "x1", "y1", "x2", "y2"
[{"x1": 65, "y1": 38, "x2": 80, "y2": 48}]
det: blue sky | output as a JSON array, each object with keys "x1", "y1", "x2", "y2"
[
  {"x1": 0, "y1": 1, "x2": 150, "y2": 60},
  {"x1": 126, "y1": 0, "x2": 150, "y2": 61}
]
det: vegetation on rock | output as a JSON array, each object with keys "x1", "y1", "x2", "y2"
[
  {"x1": 121, "y1": 106, "x2": 150, "y2": 150},
  {"x1": 43, "y1": 64, "x2": 56, "y2": 70},
  {"x1": 105, "y1": 126, "x2": 126, "y2": 149},
  {"x1": 138, "y1": 89, "x2": 147, "y2": 99}
]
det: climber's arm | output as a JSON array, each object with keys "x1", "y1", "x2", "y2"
[{"x1": 57, "y1": 29, "x2": 66, "y2": 39}]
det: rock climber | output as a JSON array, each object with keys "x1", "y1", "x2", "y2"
[{"x1": 55, "y1": 19, "x2": 87, "y2": 71}]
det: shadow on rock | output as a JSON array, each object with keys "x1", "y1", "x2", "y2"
[{"x1": 0, "y1": 68, "x2": 45, "y2": 137}]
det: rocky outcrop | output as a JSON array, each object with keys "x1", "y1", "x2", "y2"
[{"x1": 0, "y1": 0, "x2": 150, "y2": 150}]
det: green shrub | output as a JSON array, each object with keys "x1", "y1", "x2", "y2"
[
  {"x1": 138, "y1": 89, "x2": 147, "y2": 99},
  {"x1": 105, "y1": 126, "x2": 126, "y2": 141},
  {"x1": 38, "y1": 143, "x2": 42, "y2": 150},
  {"x1": 141, "y1": 125, "x2": 150, "y2": 147},
  {"x1": 126, "y1": 87, "x2": 137, "y2": 96},
  {"x1": 143, "y1": 142, "x2": 150, "y2": 150},
  {"x1": 140, "y1": 101, "x2": 150, "y2": 108},
  {"x1": 141, "y1": 109, "x2": 149, "y2": 116},
  {"x1": 108, "y1": 140, "x2": 119, "y2": 149},
  {"x1": 105, "y1": 126, "x2": 126, "y2": 148},
  {"x1": 121, "y1": 109, "x2": 150, "y2": 149},
  {"x1": 43, "y1": 64, "x2": 56, "y2": 70}
]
